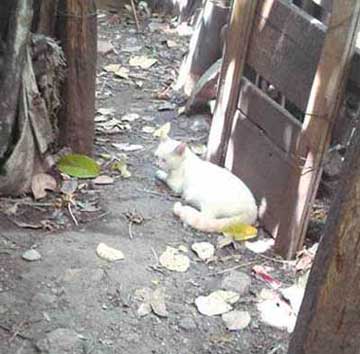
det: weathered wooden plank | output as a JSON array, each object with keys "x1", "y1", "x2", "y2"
[
  {"x1": 206, "y1": 0, "x2": 258, "y2": 165},
  {"x1": 224, "y1": 109, "x2": 302, "y2": 237},
  {"x1": 275, "y1": 0, "x2": 360, "y2": 258},
  {"x1": 247, "y1": 0, "x2": 326, "y2": 111},
  {"x1": 348, "y1": 48, "x2": 360, "y2": 90},
  {"x1": 238, "y1": 79, "x2": 307, "y2": 157}
]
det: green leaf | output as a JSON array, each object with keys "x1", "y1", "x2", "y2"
[
  {"x1": 221, "y1": 222, "x2": 257, "y2": 242},
  {"x1": 57, "y1": 154, "x2": 101, "y2": 179}
]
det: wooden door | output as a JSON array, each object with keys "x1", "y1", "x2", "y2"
[{"x1": 207, "y1": 0, "x2": 350, "y2": 258}]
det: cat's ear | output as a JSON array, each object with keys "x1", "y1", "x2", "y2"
[{"x1": 174, "y1": 142, "x2": 187, "y2": 155}]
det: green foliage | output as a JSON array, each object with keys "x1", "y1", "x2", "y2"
[{"x1": 57, "y1": 154, "x2": 101, "y2": 178}]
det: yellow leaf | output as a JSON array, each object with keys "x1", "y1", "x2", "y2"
[
  {"x1": 111, "y1": 160, "x2": 131, "y2": 178},
  {"x1": 153, "y1": 122, "x2": 171, "y2": 139},
  {"x1": 129, "y1": 56, "x2": 157, "y2": 69},
  {"x1": 221, "y1": 222, "x2": 257, "y2": 242}
]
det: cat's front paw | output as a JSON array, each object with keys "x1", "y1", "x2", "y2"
[
  {"x1": 173, "y1": 201, "x2": 183, "y2": 216},
  {"x1": 155, "y1": 169, "x2": 167, "y2": 182}
]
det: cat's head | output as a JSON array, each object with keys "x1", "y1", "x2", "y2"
[{"x1": 154, "y1": 136, "x2": 187, "y2": 171}]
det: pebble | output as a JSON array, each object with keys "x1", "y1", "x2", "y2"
[
  {"x1": 179, "y1": 317, "x2": 197, "y2": 331},
  {"x1": 22, "y1": 249, "x2": 42, "y2": 261},
  {"x1": 36, "y1": 328, "x2": 83, "y2": 354},
  {"x1": 221, "y1": 271, "x2": 251, "y2": 296}
]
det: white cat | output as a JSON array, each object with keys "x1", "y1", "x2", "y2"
[{"x1": 154, "y1": 134, "x2": 258, "y2": 232}]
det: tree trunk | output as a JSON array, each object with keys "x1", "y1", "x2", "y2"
[
  {"x1": 0, "y1": 0, "x2": 33, "y2": 160},
  {"x1": 56, "y1": 0, "x2": 97, "y2": 155},
  {"x1": 32, "y1": 0, "x2": 59, "y2": 36},
  {"x1": 288, "y1": 113, "x2": 360, "y2": 354}
]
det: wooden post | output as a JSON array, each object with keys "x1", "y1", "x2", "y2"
[
  {"x1": 176, "y1": 0, "x2": 229, "y2": 96},
  {"x1": 288, "y1": 114, "x2": 360, "y2": 353},
  {"x1": 56, "y1": 0, "x2": 97, "y2": 155},
  {"x1": 274, "y1": 0, "x2": 360, "y2": 258},
  {"x1": 206, "y1": 0, "x2": 257, "y2": 165}
]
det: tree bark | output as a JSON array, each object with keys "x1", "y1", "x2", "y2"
[
  {"x1": 56, "y1": 0, "x2": 97, "y2": 155},
  {"x1": 0, "y1": 0, "x2": 33, "y2": 160},
  {"x1": 32, "y1": 0, "x2": 60, "y2": 36},
  {"x1": 288, "y1": 104, "x2": 360, "y2": 354}
]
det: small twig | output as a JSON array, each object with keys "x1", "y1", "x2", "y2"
[
  {"x1": 207, "y1": 261, "x2": 257, "y2": 276},
  {"x1": 0, "y1": 323, "x2": 32, "y2": 342},
  {"x1": 130, "y1": 0, "x2": 140, "y2": 32},
  {"x1": 128, "y1": 221, "x2": 134, "y2": 239},
  {"x1": 267, "y1": 344, "x2": 283, "y2": 354},
  {"x1": 9, "y1": 320, "x2": 27, "y2": 344},
  {"x1": 151, "y1": 247, "x2": 159, "y2": 264},
  {"x1": 257, "y1": 253, "x2": 294, "y2": 264},
  {"x1": 67, "y1": 203, "x2": 78, "y2": 226}
]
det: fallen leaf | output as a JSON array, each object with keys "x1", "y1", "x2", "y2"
[
  {"x1": 142, "y1": 126, "x2": 156, "y2": 134},
  {"x1": 153, "y1": 122, "x2": 171, "y2": 139},
  {"x1": 178, "y1": 245, "x2": 188, "y2": 253},
  {"x1": 159, "y1": 246, "x2": 190, "y2": 272},
  {"x1": 112, "y1": 160, "x2": 131, "y2": 178},
  {"x1": 31, "y1": 173, "x2": 57, "y2": 200},
  {"x1": 114, "y1": 67, "x2": 130, "y2": 79},
  {"x1": 221, "y1": 222, "x2": 257, "y2": 242},
  {"x1": 121, "y1": 113, "x2": 140, "y2": 122},
  {"x1": 99, "y1": 153, "x2": 112, "y2": 160},
  {"x1": 158, "y1": 102, "x2": 176, "y2": 111},
  {"x1": 192, "y1": 242, "x2": 215, "y2": 261},
  {"x1": 216, "y1": 236, "x2": 233, "y2": 249},
  {"x1": 222, "y1": 310, "x2": 251, "y2": 331},
  {"x1": 97, "y1": 107, "x2": 115, "y2": 116},
  {"x1": 112, "y1": 143, "x2": 144, "y2": 152},
  {"x1": 245, "y1": 239, "x2": 274, "y2": 254},
  {"x1": 195, "y1": 290, "x2": 239, "y2": 316},
  {"x1": 150, "y1": 288, "x2": 168, "y2": 317},
  {"x1": 96, "y1": 243, "x2": 124, "y2": 261},
  {"x1": 252, "y1": 265, "x2": 282, "y2": 289},
  {"x1": 12, "y1": 220, "x2": 43, "y2": 229},
  {"x1": 166, "y1": 39, "x2": 177, "y2": 48},
  {"x1": 129, "y1": 55, "x2": 157, "y2": 69},
  {"x1": 104, "y1": 63, "x2": 120, "y2": 72},
  {"x1": 137, "y1": 302, "x2": 152, "y2": 317},
  {"x1": 98, "y1": 40, "x2": 114, "y2": 55},
  {"x1": 94, "y1": 175, "x2": 114, "y2": 185},
  {"x1": 22, "y1": 249, "x2": 42, "y2": 262},
  {"x1": 57, "y1": 154, "x2": 101, "y2": 179}
]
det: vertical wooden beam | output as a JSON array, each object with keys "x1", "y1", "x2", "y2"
[
  {"x1": 206, "y1": 0, "x2": 257, "y2": 165},
  {"x1": 288, "y1": 114, "x2": 360, "y2": 353},
  {"x1": 56, "y1": 0, "x2": 97, "y2": 155},
  {"x1": 275, "y1": 0, "x2": 360, "y2": 258}
]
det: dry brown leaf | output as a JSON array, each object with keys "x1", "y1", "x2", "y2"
[{"x1": 31, "y1": 173, "x2": 57, "y2": 200}]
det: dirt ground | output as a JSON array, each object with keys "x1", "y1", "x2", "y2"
[{"x1": 0, "y1": 8, "x2": 295, "y2": 354}]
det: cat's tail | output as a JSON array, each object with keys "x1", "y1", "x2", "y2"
[{"x1": 173, "y1": 202, "x2": 257, "y2": 233}]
